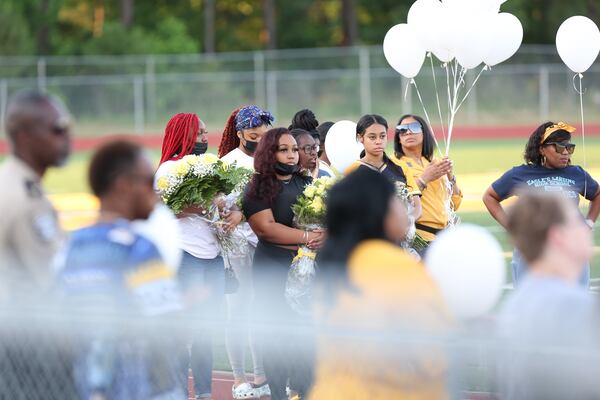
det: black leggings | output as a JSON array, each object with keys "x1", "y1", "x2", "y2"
[{"x1": 252, "y1": 242, "x2": 315, "y2": 400}]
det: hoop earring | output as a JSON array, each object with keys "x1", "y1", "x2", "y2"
[{"x1": 542, "y1": 155, "x2": 546, "y2": 166}]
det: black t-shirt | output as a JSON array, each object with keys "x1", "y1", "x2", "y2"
[
  {"x1": 355, "y1": 158, "x2": 408, "y2": 185},
  {"x1": 243, "y1": 174, "x2": 312, "y2": 228}
]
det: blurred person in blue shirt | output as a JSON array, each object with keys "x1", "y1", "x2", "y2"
[
  {"x1": 55, "y1": 139, "x2": 185, "y2": 400},
  {"x1": 496, "y1": 191, "x2": 600, "y2": 400}
]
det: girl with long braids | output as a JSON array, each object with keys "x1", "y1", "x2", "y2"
[
  {"x1": 155, "y1": 112, "x2": 242, "y2": 400},
  {"x1": 218, "y1": 105, "x2": 273, "y2": 399},
  {"x1": 483, "y1": 121, "x2": 600, "y2": 287}
]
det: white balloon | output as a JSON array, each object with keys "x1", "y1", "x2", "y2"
[
  {"x1": 556, "y1": 16, "x2": 600, "y2": 73},
  {"x1": 407, "y1": 0, "x2": 443, "y2": 51},
  {"x1": 454, "y1": 16, "x2": 489, "y2": 69},
  {"x1": 383, "y1": 23, "x2": 427, "y2": 78},
  {"x1": 481, "y1": 13, "x2": 523, "y2": 66},
  {"x1": 132, "y1": 203, "x2": 182, "y2": 271},
  {"x1": 429, "y1": 1, "x2": 459, "y2": 63},
  {"x1": 325, "y1": 120, "x2": 363, "y2": 174},
  {"x1": 425, "y1": 224, "x2": 506, "y2": 319}
]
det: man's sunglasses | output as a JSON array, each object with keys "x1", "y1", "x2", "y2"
[
  {"x1": 395, "y1": 122, "x2": 423, "y2": 136},
  {"x1": 545, "y1": 142, "x2": 576, "y2": 155}
]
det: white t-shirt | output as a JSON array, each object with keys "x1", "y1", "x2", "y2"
[
  {"x1": 155, "y1": 160, "x2": 220, "y2": 259},
  {"x1": 221, "y1": 148, "x2": 255, "y2": 170},
  {"x1": 221, "y1": 148, "x2": 258, "y2": 247}
]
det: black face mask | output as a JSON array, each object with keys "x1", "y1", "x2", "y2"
[
  {"x1": 243, "y1": 139, "x2": 258, "y2": 154},
  {"x1": 274, "y1": 162, "x2": 299, "y2": 176},
  {"x1": 191, "y1": 142, "x2": 208, "y2": 155}
]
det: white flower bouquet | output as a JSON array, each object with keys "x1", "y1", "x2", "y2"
[
  {"x1": 395, "y1": 181, "x2": 428, "y2": 257},
  {"x1": 286, "y1": 176, "x2": 336, "y2": 315},
  {"x1": 155, "y1": 154, "x2": 253, "y2": 256}
]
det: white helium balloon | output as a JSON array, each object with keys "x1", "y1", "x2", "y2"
[
  {"x1": 453, "y1": 16, "x2": 489, "y2": 69},
  {"x1": 481, "y1": 13, "x2": 523, "y2": 66},
  {"x1": 325, "y1": 120, "x2": 363, "y2": 174},
  {"x1": 383, "y1": 23, "x2": 427, "y2": 78},
  {"x1": 425, "y1": 224, "x2": 506, "y2": 319},
  {"x1": 133, "y1": 203, "x2": 182, "y2": 271},
  {"x1": 407, "y1": 0, "x2": 443, "y2": 51},
  {"x1": 556, "y1": 16, "x2": 600, "y2": 73}
]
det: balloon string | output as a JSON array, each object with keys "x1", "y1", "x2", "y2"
[
  {"x1": 446, "y1": 60, "x2": 461, "y2": 156},
  {"x1": 445, "y1": 63, "x2": 452, "y2": 130},
  {"x1": 429, "y1": 53, "x2": 447, "y2": 146},
  {"x1": 404, "y1": 78, "x2": 411, "y2": 101},
  {"x1": 454, "y1": 65, "x2": 488, "y2": 114},
  {"x1": 577, "y1": 73, "x2": 588, "y2": 199},
  {"x1": 412, "y1": 78, "x2": 443, "y2": 158}
]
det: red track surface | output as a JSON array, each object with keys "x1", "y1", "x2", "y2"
[{"x1": 2, "y1": 124, "x2": 600, "y2": 154}]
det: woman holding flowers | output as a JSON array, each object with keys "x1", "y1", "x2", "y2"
[
  {"x1": 483, "y1": 121, "x2": 600, "y2": 287},
  {"x1": 156, "y1": 112, "x2": 241, "y2": 400},
  {"x1": 243, "y1": 127, "x2": 324, "y2": 400},
  {"x1": 345, "y1": 114, "x2": 422, "y2": 238},
  {"x1": 218, "y1": 105, "x2": 274, "y2": 399},
  {"x1": 391, "y1": 114, "x2": 462, "y2": 249}
]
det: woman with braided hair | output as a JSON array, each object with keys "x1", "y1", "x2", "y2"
[
  {"x1": 155, "y1": 112, "x2": 241, "y2": 400},
  {"x1": 218, "y1": 105, "x2": 273, "y2": 399},
  {"x1": 218, "y1": 105, "x2": 273, "y2": 167}
]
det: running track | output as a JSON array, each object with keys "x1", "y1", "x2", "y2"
[{"x1": 2, "y1": 124, "x2": 600, "y2": 153}]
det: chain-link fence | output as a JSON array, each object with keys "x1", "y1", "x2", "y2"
[{"x1": 1, "y1": 45, "x2": 600, "y2": 137}]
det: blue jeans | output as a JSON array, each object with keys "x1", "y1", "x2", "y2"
[
  {"x1": 511, "y1": 248, "x2": 590, "y2": 288},
  {"x1": 178, "y1": 252, "x2": 225, "y2": 398}
]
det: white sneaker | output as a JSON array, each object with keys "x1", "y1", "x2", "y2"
[
  {"x1": 252, "y1": 382, "x2": 271, "y2": 398},
  {"x1": 232, "y1": 382, "x2": 255, "y2": 399}
]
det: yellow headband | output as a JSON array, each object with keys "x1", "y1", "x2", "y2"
[{"x1": 541, "y1": 122, "x2": 576, "y2": 144}]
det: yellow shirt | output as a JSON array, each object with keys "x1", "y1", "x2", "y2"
[
  {"x1": 310, "y1": 240, "x2": 451, "y2": 400},
  {"x1": 391, "y1": 155, "x2": 463, "y2": 241},
  {"x1": 344, "y1": 158, "x2": 421, "y2": 196}
]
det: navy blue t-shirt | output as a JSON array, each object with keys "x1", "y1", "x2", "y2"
[{"x1": 492, "y1": 164, "x2": 599, "y2": 204}]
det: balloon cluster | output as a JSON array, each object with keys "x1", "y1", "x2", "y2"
[{"x1": 384, "y1": 0, "x2": 523, "y2": 78}]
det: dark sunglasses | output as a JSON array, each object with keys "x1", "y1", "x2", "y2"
[
  {"x1": 545, "y1": 142, "x2": 575, "y2": 155},
  {"x1": 395, "y1": 122, "x2": 423, "y2": 136}
]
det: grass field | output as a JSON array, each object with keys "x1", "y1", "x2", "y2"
[{"x1": 42, "y1": 137, "x2": 600, "y2": 282}]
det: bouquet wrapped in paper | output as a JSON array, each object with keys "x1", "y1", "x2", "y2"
[
  {"x1": 155, "y1": 154, "x2": 253, "y2": 258},
  {"x1": 286, "y1": 176, "x2": 336, "y2": 315},
  {"x1": 395, "y1": 181, "x2": 428, "y2": 258}
]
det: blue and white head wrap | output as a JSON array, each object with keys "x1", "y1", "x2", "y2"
[{"x1": 235, "y1": 105, "x2": 274, "y2": 132}]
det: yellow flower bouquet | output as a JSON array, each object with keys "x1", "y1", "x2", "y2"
[{"x1": 286, "y1": 176, "x2": 336, "y2": 315}]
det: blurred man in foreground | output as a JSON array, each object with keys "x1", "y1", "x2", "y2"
[
  {"x1": 56, "y1": 140, "x2": 185, "y2": 400},
  {"x1": 497, "y1": 191, "x2": 600, "y2": 399},
  {"x1": 0, "y1": 90, "x2": 71, "y2": 300}
]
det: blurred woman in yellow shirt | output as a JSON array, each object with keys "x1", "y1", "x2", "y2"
[
  {"x1": 391, "y1": 115, "x2": 462, "y2": 245},
  {"x1": 309, "y1": 168, "x2": 452, "y2": 400}
]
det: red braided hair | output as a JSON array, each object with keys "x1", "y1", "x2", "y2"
[
  {"x1": 217, "y1": 107, "x2": 241, "y2": 158},
  {"x1": 159, "y1": 113, "x2": 200, "y2": 165}
]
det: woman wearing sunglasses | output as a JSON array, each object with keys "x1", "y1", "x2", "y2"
[
  {"x1": 392, "y1": 115, "x2": 462, "y2": 249},
  {"x1": 483, "y1": 121, "x2": 600, "y2": 287},
  {"x1": 345, "y1": 114, "x2": 422, "y2": 220}
]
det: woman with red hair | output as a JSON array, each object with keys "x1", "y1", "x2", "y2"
[
  {"x1": 243, "y1": 127, "x2": 325, "y2": 400},
  {"x1": 155, "y1": 112, "x2": 234, "y2": 400},
  {"x1": 219, "y1": 105, "x2": 273, "y2": 399}
]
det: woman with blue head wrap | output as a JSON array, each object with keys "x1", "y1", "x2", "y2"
[{"x1": 218, "y1": 105, "x2": 274, "y2": 399}]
